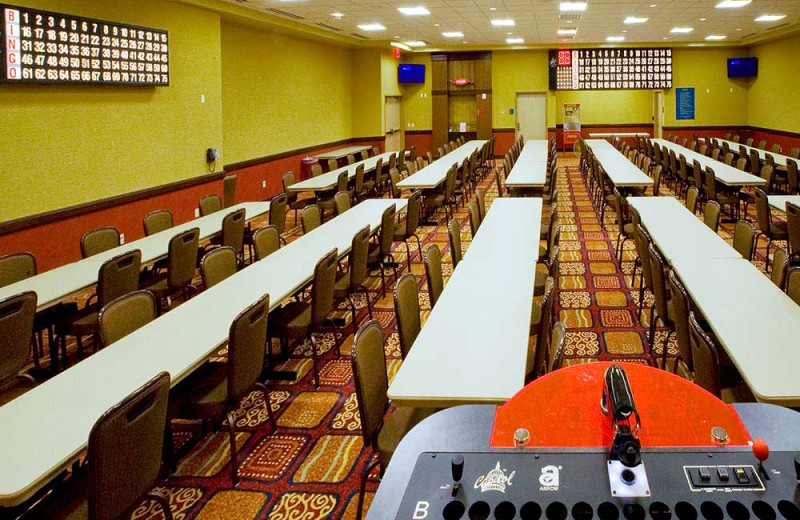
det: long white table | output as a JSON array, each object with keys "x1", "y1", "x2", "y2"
[
  {"x1": 768, "y1": 195, "x2": 800, "y2": 213},
  {"x1": 585, "y1": 139, "x2": 654, "y2": 188},
  {"x1": 506, "y1": 140, "x2": 549, "y2": 189},
  {"x1": 652, "y1": 138, "x2": 766, "y2": 188},
  {"x1": 287, "y1": 151, "x2": 396, "y2": 193},
  {"x1": 0, "y1": 202, "x2": 271, "y2": 311},
  {"x1": 590, "y1": 132, "x2": 650, "y2": 138},
  {"x1": 516, "y1": 139, "x2": 548, "y2": 162},
  {"x1": 707, "y1": 138, "x2": 794, "y2": 168},
  {"x1": 670, "y1": 256, "x2": 800, "y2": 406},
  {"x1": 314, "y1": 145, "x2": 371, "y2": 161},
  {"x1": 628, "y1": 197, "x2": 741, "y2": 262},
  {"x1": 397, "y1": 140, "x2": 487, "y2": 190},
  {"x1": 387, "y1": 198, "x2": 541, "y2": 407},
  {"x1": 0, "y1": 198, "x2": 407, "y2": 508}
]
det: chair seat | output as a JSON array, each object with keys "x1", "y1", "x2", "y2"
[
  {"x1": 368, "y1": 242, "x2": 383, "y2": 264},
  {"x1": 289, "y1": 198, "x2": 313, "y2": 211},
  {"x1": 363, "y1": 180, "x2": 376, "y2": 192},
  {"x1": 539, "y1": 245, "x2": 547, "y2": 258},
  {"x1": 189, "y1": 364, "x2": 230, "y2": 419},
  {"x1": 530, "y1": 300, "x2": 542, "y2": 327},
  {"x1": 393, "y1": 223, "x2": 409, "y2": 241},
  {"x1": 622, "y1": 222, "x2": 635, "y2": 236},
  {"x1": 269, "y1": 301, "x2": 312, "y2": 338},
  {"x1": 55, "y1": 305, "x2": 99, "y2": 337},
  {"x1": 533, "y1": 264, "x2": 548, "y2": 296},
  {"x1": 425, "y1": 194, "x2": 446, "y2": 207},
  {"x1": 376, "y1": 406, "x2": 436, "y2": 468},
  {"x1": 769, "y1": 220, "x2": 789, "y2": 237},
  {"x1": 334, "y1": 270, "x2": 352, "y2": 297}
]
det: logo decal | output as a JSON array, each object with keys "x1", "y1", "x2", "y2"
[
  {"x1": 539, "y1": 465, "x2": 562, "y2": 491},
  {"x1": 474, "y1": 462, "x2": 516, "y2": 493}
]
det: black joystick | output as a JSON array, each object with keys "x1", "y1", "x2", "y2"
[{"x1": 451, "y1": 455, "x2": 464, "y2": 496}]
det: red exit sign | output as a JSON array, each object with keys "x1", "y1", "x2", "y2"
[{"x1": 558, "y1": 50, "x2": 571, "y2": 66}]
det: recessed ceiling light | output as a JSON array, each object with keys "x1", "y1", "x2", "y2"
[
  {"x1": 624, "y1": 16, "x2": 648, "y2": 24},
  {"x1": 462, "y1": 40, "x2": 468, "y2": 43},
  {"x1": 557, "y1": 28, "x2": 578, "y2": 35},
  {"x1": 489, "y1": 7, "x2": 497, "y2": 10},
  {"x1": 331, "y1": 12, "x2": 344, "y2": 18},
  {"x1": 607, "y1": 36, "x2": 625, "y2": 41},
  {"x1": 622, "y1": 30, "x2": 627, "y2": 33},
  {"x1": 560, "y1": 2, "x2": 587, "y2": 12},
  {"x1": 434, "y1": 23, "x2": 440, "y2": 27},
  {"x1": 394, "y1": 35, "x2": 400, "y2": 38},
  {"x1": 705, "y1": 34, "x2": 727, "y2": 40},
  {"x1": 670, "y1": 27, "x2": 694, "y2": 33},
  {"x1": 755, "y1": 14, "x2": 786, "y2": 22},
  {"x1": 649, "y1": 4, "x2": 657, "y2": 7},
  {"x1": 736, "y1": 28, "x2": 742, "y2": 31},
  {"x1": 507, "y1": 31, "x2": 513, "y2": 35},
  {"x1": 358, "y1": 23, "x2": 386, "y2": 31},
  {"x1": 442, "y1": 31, "x2": 464, "y2": 37},
  {"x1": 391, "y1": 41, "x2": 411, "y2": 50},
  {"x1": 716, "y1": 0, "x2": 751, "y2": 8},
  {"x1": 663, "y1": 36, "x2": 668, "y2": 39},
  {"x1": 491, "y1": 19, "x2": 515, "y2": 26},
  {"x1": 405, "y1": 40, "x2": 428, "y2": 47},
  {"x1": 699, "y1": 18, "x2": 707, "y2": 21},
  {"x1": 398, "y1": 6, "x2": 430, "y2": 16},
  {"x1": 506, "y1": 38, "x2": 524, "y2": 43}
]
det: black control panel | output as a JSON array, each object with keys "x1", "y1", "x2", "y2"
[{"x1": 395, "y1": 451, "x2": 800, "y2": 520}]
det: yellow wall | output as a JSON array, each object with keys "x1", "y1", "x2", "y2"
[
  {"x1": 0, "y1": 0, "x2": 223, "y2": 221},
  {"x1": 399, "y1": 53, "x2": 432, "y2": 131},
  {"x1": 748, "y1": 32, "x2": 800, "y2": 134},
  {"x1": 491, "y1": 50, "x2": 552, "y2": 128},
  {"x1": 554, "y1": 90, "x2": 652, "y2": 125},
  {"x1": 350, "y1": 48, "x2": 383, "y2": 138},
  {"x1": 220, "y1": 22, "x2": 352, "y2": 164},
  {"x1": 664, "y1": 47, "x2": 749, "y2": 127}
]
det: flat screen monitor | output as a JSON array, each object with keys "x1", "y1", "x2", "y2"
[
  {"x1": 398, "y1": 63, "x2": 425, "y2": 84},
  {"x1": 727, "y1": 57, "x2": 757, "y2": 78}
]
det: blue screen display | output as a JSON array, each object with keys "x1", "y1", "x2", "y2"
[
  {"x1": 727, "y1": 57, "x2": 758, "y2": 78},
  {"x1": 398, "y1": 63, "x2": 425, "y2": 84}
]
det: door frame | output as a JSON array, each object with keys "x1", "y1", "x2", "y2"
[
  {"x1": 653, "y1": 90, "x2": 664, "y2": 139},
  {"x1": 384, "y1": 95, "x2": 403, "y2": 151},
  {"x1": 515, "y1": 90, "x2": 548, "y2": 140}
]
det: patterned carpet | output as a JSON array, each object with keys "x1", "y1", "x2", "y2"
[{"x1": 23, "y1": 150, "x2": 778, "y2": 519}]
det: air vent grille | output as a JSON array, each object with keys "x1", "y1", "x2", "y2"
[
  {"x1": 264, "y1": 8, "x2": 304, "y2": 20},
  {"x1": 317, "y1": 22, "x2": 344, "y2": 32},
  {"x1": 350, "y1": 32, "x2": 369, "y2": 39},
  {"x1": 559, "y1": 14, "x2": 582, "y2": 21}
]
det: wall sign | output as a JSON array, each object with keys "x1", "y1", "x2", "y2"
[
  {"x1": 1, "y1": 3, "x2": 169, "y2": 85},
  {"x1": 676, "y1": 87, "x2": 695, "y2": 120},
  {"x1": 549, "y1": 48, "x2": 672, "y2": 91}
]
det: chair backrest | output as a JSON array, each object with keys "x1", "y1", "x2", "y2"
[
  {"x1": 201, "y1": 246, "x2": 237, "y2": 289},
  {"x1": 223, "y1": 175, "x2": 237, "y2": 208},
  {"x1": 374, "y1": 158, "x2": 385, "y2": 186},
  {"x1": 269, "y1": 193, "x2": 288, "y2": 235},
  {"x1": 757, "y1": 140, "x2": 767, "y2": 150},
  {"x1": 711, "y1": 148, "x2": 721, "y2": 162},
  {"x1": 475, "y1": 188, "x2": 487, "y2": 221},
  {"x1": 311, "y1": 249, "x2": 339, "y2": 327},
  {"x1": 327, "y1": 158, "x2": 339, "y2": 172},
  {"x1": 786, "y1": 203, "x2": 800, "y2": 257},
  {"x1": 772, "y1": 247, "x2": 789, "y2": 290},
  {"x1": 423, "y1": 244, "x2": 444, "y2": 308},
  {"x1": 703, "y1": 200, "x2": 721, "y2": 233},
  {"x1": 532, "y1": 277, "x2": 555, "y2": 377},
  {"x1": 732, "y1": 220, "x2": 755, "y2": 261},
  {"x1": 347, "y1": 154, "x2": 356, "y2": 165},
  {"x1": 652, "y1": 165, "x2": 663, "y2": 196},
  {"x1": 283, "y1": 171, "x2": 298, "y2": 204},
  {"x1": 336, "y1": 170, "x2": 348, "y2": 193},
  {"x1": 393, "y1": 273, "x2": 421, "y2": 360},
  {"x1": 301, "y1": 205, "x2": 321, "y2": 234},
  {"x1": 666, "y1": 270, "x2": 693, "y2": 372},
  {"x1": 227, "y1": 293, "x2": 270, "y2": 401},
  {"x1": 97, "y1": 249, "x2": 142, "y2": 308},
  {"x1": 389, "y1": 168, "x2": 401, "y2": 198},
  {"x1": 634, "y1": 224, "x2": 655, "y2": 290},
  {"x1": 98, "y1": 290, "x2": 157, "y2": 347},
  {"x1": 354, "y1": 164, "x2": 365, "y2": 194},
  {"x1": 724, "y1": 152, "x2": 734, "y2": 166},
  {"x1": 791, "y1": 148, "x2": 800, "y2": 160},
  {"x1": 82, "y1": 227, "x2": 121, "y2": 258},
  {"x1": 0, "y1": 291, "x2": 37, "y2": 383},
  {"x1": 311, "y1": 163, "x2": 323, "y2": 177},
  {"x1": 691, "y1": 160, "x2": 704, "y2": 191},
  {"x1": 405, "y1": 191, "x2": 422, "y2": 237},
  {"x1": 351, "y1": 319, "x2": 389, "y2": 446},
  {"x1": 787, "y1": 159, "x2": 799, "y2": 193},
  {"x1": 786, "y1": 267, "x2": 800, "y2": 306},
  {"x1": 143, "y1": 209, "x2": 173, "y2": 237},
  {"x1": 647, "y1": 244, "x2": 671, "y2": 327},
  {"x1": 688, "y1": 311, "x2": 721, "y2": 398},
  {"x1": 0, "y1": 252, "x2": 36, "y2": 288},
  {"x1": 253, "y1": 225, "x2": 280, "y2": 261},
  {"x1": 735, "y1": 157, "x2": 748, "y2": 171},
  {"x1": 334, "y1": 191, "x2": 351, "y2": 216},
  {"x1": 548, "y1": 322, "x2": 567, "y2": 374},
  {"x1": 448, "y1": 219, "x2": 462, "y2": 267},
  {"x1": 361, "y1": 150, "x2": 370, "y2": 162},
  {"x1": 388, "y1": 153, "x2": 397, "y2": 171},
  {"x1": 199, "y1": 194, "x2": 222, "y2": 217},
  {"x1": 749, "y1": 149, "x2": 761, "y2": 174},
  {"x1": 746, "y1": 137, "x2": 754, "y2": 147},
  {"x1": 87, "y1": 371, "x2": 170, "y2": 520},
  {"x1": 426, "y1": 151, "x2": 434, "y2": 165},
  {"x1": 378, "y1": 205, "x2": 396, "y2": 257},
  {"x1": 494, "y1": 167, "x2": 503, "y2": 197},
  {"x1": 167, "y1": 228, "x2": 200, "y2": 287},
  {"x1": 468, "y1": 201, "x2": 481, "y2": 238},
  {"x1": 416, "y1": 156, "x2": 425, "y2": 172},
  {"x1": 754, "y1": 188, "x2": 771, "y2": 234},
  {"x1": 346, "y1": 225, "x2": 371, "y2": 290},
  {"x1": 222, "y1": 208, "x2": 246, "y2": 256},
  {"x1": 704, "y1": 166, "x2": 718, "y2": 200},
  {"x1": 612, "y1": 188, "x2": 626, "y2": 230}
]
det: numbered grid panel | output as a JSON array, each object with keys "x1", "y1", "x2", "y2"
[
  {"x1": 1, "y1": 4, "x2": 169, "y2": 86},
  {"x1": 549, "y1": 48, "x2": 672, "y2": 91}
]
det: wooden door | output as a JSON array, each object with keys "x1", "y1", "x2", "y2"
[
  {"x1": 385, "y1": 96, "x2": 402, "y2": 151},
  {"x1": 516, "y1": 92, "x2": 547, "y2": 140}
]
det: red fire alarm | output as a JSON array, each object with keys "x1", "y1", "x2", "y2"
[{"x1": 392, "y1": 47, "x2": 402, "y2": 59}]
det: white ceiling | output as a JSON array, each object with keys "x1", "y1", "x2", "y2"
[{"x1": 224, "y1": 0, "x2": 800, "y2": 47}]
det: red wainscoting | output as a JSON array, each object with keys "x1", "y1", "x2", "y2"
[
  {"x1": 404, "y1": 131, "x2": 433, "y2": 158},
  {"x1": 1, "y1": 137, "x2": 384, "y2": 272},
  {"x1": 662, "y1": 126, "x2": 750, "y2": 147},
  {"x1": 749, "y1": 128, "x2": 800, "y2": 156},
  {"x1": 492, "y1": 129, "x2": 516, "y2": 158}
]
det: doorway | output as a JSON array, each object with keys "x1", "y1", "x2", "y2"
[
  {"x1": 653, "y1": 90, "x2": 664, "y2": 139},
  {"x1": 385, "y1": 96, "x2": 402, "y2": 151},
  {"x1": 516, "y1": 92, "x2": 547, "y2": 140}
]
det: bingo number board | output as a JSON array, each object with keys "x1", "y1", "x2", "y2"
[
  {"x1": 549, "y1": 48, "x2": 672, "y2": 91},
  {"x1": 0, "y1": 4, "x2": 169, "y2": 85}
]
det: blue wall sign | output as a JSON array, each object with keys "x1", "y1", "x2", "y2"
[{"x1": 676, "y1": 87, "x2": 695, "y2": 120}]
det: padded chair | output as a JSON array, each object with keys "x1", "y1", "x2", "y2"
[
  {"x1": 786, "y1": 202, "x2": 800, "y2": 263},
  {"x1": 220, "y1": 208, "x2": 246, "y2": 264},
  {"x1": 791, "y1": 148, "x2": 800, "y2": 160},
  {"x1": 688, "y1": 312, "x2": 746, "y2": 400},
  {"x1": 786, "y1": 267, "x2": 800, "y2": 305},
  {"x1": 199, "y1": 194, "x2": 222, "y2": 217},
  {"x1": 141, "y1": 229, "x2": 199, "y2": 312},
  {"x1": 424, "y1": 165, "x2": 457, "y2": 221},
  {"x1": 143, "y1": 209, "x2": 173, "y2": 237},
  {"x1": 334, "y1": 226, "x2": 373, "y2": 329},
  {"x1": 393, "y1": 274, "x2": 421, "y2": 360},
  {"x1": 269, "y1": 249, "x2": 338, "y2": 387},
  {"x1": 200, "y1": 246, "x2": 237, "y2": 289},
  {"x1": 317, "y1": 172, "x2": 347, "y2": 221},
  {"x1": 361, "y1": 150, "x2": 370, "y2": 162},
  {"x1": 392, "y1": 191, "x2": 422, "y2": 271},
  {"x1": 613, "y1": 188, "x2": 634, "y2": 262},
  {"x1": 771, "y1": 247, "x2": 789, "y2": 290},
  {"x1": 757, "y1": 140, "x2": 767, "y2": 150},
  {"x1": 685, "y1": 186, "x2": 699, "y2": 215},
  {"x1": 754, "y1": 188, "x2": 789, "y2": 271},
  {"x1": 704, "y1": 167, "x2": 738, "y2": 221},
  {"x1": 283, "y1": 171, "x2": 313, "y2": 223},
  {"x1": 327, "y1": 158, "x2": 339, "y2": 172},
  {"x1": 468, "y1": 201, "x2": 481, "y2": 238},
  {"x1": 334, "y1": 191, "x2": 351, "y2": 216},
  {"x1": 56, "y1": 250, "x2": 142, "y2": 365},
  {"x1": 746, "y1": 137, "x2": 754, "y2": 147},
  {"x1": 733, "y1": 220, "x2": 756, "y2": 261},
  {"x1": 787, "y1": 159, "x2": 799, "y2": 195},
  {"x1": 351, "y1": 319, "x2": 434, "y2": 520},
  {"x1": 389, "y1": 168, "x2": 402, "y2": 199},
  {"x1": 0, "y1": 252, "x2": 36, "y2": 288},
  {"x1": 647, "y1": 244, "x2": 676, "y2": 368},
  {"x1": 666, "y1": 270, "x2": 694, "y2": 373},
  {"x1": 0, "y1": 291, "x2": 37, "y2": 406},
  {"x1": 311, "y1": 163, "x2": 323, "y2": 177},
  {"x1": 189, "y1": 294, "x2": 275, "y2": 485},
  {"x1": 529, "y1": 277, "x2": 555, "y2": 379},
  {"x1": 423, "y1": 245, "x2": 444, "y2": 308},
  {"x1": 347, "y1": 154, "x2": 356, "y2": 165},
  {"x1": 223, "y1": 175, "x2": 237, "y2": 208},
  {"x1": 447, "y1": 219, "x2": 463, "y2": 268},
  {"x1": 252, "y1": 225, "x2": 280, "y2": 262},
  {"x1": 353, "y1": 164, "x2": 370, "y2": 202},
  {"x1": 475, "y1": 188, "x2": 487, "y2": 222},
  {"x1": 494, "y1": 167, "x2": 505, "y2": 197},
  {"x1": 301, "y1": 205, "x2": 322, "y2": 234},
  {"x1": 269, "y1": 193, "x2": 289, "y2": 245},
  {"x1": 547, "y1": 322, "x2": 568, "y2": 374},
  {"x1": 633, "y1": 224, "x2": 655, "y2": 320},
  {"x1": 98, "y1": 290, "x2": 157, "y2": 348},
  {"x1": 81, "y1": 227, "x2": 121, "y2": 258},
  {"x1": 703, "y1": 200, "x2": 722, "y2": 233},
  {"x1": 368, "y1": 205, "x2": 400, "y2": 296},
  {"x1": 534, "y1": 245, "x2": 559, "y2": 297}
]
